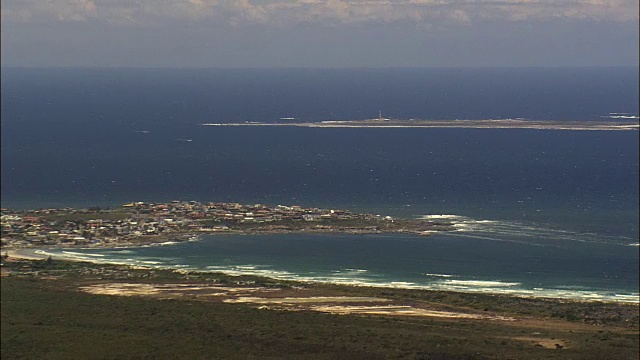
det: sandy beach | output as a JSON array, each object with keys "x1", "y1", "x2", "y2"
[
  {"x1": 3, "y1": 250, "x2": 638, "y2": 358},
  {"x1": 5, "y1": 248, "x2": 50, "y2": 261}
]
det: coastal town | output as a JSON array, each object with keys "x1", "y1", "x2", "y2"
[{"x1": 1, "y1": 201, "x2": 455, "y2": 249}]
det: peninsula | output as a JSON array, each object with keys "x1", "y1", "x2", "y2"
[{"x1": 1, "y1": 201, "x2": 454, "y2": 249}]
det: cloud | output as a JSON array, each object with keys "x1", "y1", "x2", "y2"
[
  {"x1": 2, "y1": 0, "x2": 98, "y2": 23},
  {"x1": 1, "y1": 0, "x2": 637, "y2": 27}
]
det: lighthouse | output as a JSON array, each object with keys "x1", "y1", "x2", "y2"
[{"x1": 377, "y1": 110, "x2": 388, "y2": 121}]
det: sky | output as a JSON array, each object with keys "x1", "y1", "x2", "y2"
[{"x1": 1, "y1": 0, "x2": 638, "y2": 68}]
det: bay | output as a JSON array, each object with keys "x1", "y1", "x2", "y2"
[{"x1": 2, "y1": 67, "x2": 638, "y2": 302}]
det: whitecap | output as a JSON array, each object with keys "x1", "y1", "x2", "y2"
[
  {"x1": 419, "y1": 214, "x2": 467, "y2": 220},
  {"x1": 62, "y1": 251, "x2": 104, "y2": 257},
  {"x1": 389, "y1": 281, "x2": 416, "y2": 286},
  {"x1": 443, "y1": 280, "x2": 521, "y2": 287},
  {"x1": 235, "y1": 265, "x2": 260, "y2": 270},
  {"x1": 421, "y1": 214, "x2": 635, "y2": 247},
  {"x1": 105, "y1": 250, "x2": 135, "y2": 254},
  {"x1": 424, "y1": 273, "x2": 454, "y2": 278}
]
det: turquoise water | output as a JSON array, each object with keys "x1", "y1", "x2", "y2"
[{"x1": 42, "y1": 225, "x2": 639, "y2": 303}]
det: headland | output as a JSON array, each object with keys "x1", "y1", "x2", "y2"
[{"x1": 1, "y1": 200, "x2": 454, "y2": 250}]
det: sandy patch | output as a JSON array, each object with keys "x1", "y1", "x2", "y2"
[
  {"x1": 513, "y1": 336, "x2": 570, "y2": 349},
  {"x1": 78, "y1": 282, "x2": 516, "y2": 321},
  {"x1": 79, "y1": 283, "x2": 228, "y2": 297},
  {"x1": 79, "y1": 283, "x2": 283, "y2": 298},
  {"x1": 310, "y1": 305, "x2": 514, "y2": 320},
  {"x1": 5, "y1": 249, "x2": 49, "y2": 261},
  {"x1": 224, "y1": 296, "x2": 514, "y2": 320},
  {"x1": 223, "y1": 296, "x2": 389, "y2": 304}
]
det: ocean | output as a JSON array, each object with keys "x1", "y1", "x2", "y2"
[{"x1": 2, "y1": 67, "x2": 638, "y2": 302}]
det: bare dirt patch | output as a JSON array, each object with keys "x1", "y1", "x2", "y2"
[
  {"x1": 223, "y1": 296, "x2": 390, "y2": 304},
  {"x1": 79, "y1": 283, "x2": 279, "y2": 298},
  {"x1": 308, "y1": 304, "x2": 514, "y2": 320},
  {"x1": 513, "y1": 336, "x2": 570, "y2": 349},
  {"x1": 79, "y1": 282, "x2": 515, "y2": 320}
]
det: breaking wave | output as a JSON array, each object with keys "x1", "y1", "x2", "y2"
[
  {"x1": 40, "y1": 246, "x2": 639, "y2": 304},
  {"x1": 419, "y1": 214, "x2": 638, "y2": 247},
  {"x1": 442, "y1": 280, "x2": 520, "y2": 287}
]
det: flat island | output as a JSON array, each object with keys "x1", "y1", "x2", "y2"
[
  {"x1": 1, "y1": 200, "x2": 454, "y2": 249},
  {"x1": 201, "y1": 117, "x2": 640, "y2": 131}
]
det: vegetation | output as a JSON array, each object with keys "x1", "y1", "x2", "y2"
[{"x1": 2, "y1": 259, "x2": 638, "y2": 359}]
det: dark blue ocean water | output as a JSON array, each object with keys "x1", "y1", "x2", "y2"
[
  {"x1": 2, "y1": 67, "x2": 638, "y2": 301},
  {"x1": 2, "y1": 67, "x2": 638, "y2": 124}
]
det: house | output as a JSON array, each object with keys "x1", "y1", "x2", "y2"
[{"x1": 303, "y1": 214, "x2": 322, "y2": 222}]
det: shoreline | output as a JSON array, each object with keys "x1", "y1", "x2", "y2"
[
  {"x1": 4, "y1": 259, "x2": 637, "y2": 359},
  {"x1": 2, "y1": 200, "x2": 637, "y2": 305},
  {"x1": 6, "y1": 248, "x2": 49, "y2": 261},
  {"x1": 6, "y1": 244, "x2": 639, "y2": 305}
]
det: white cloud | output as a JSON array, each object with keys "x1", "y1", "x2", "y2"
[{"x1": 1, "y1": 0, "x2": 637, "y2": 26}]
